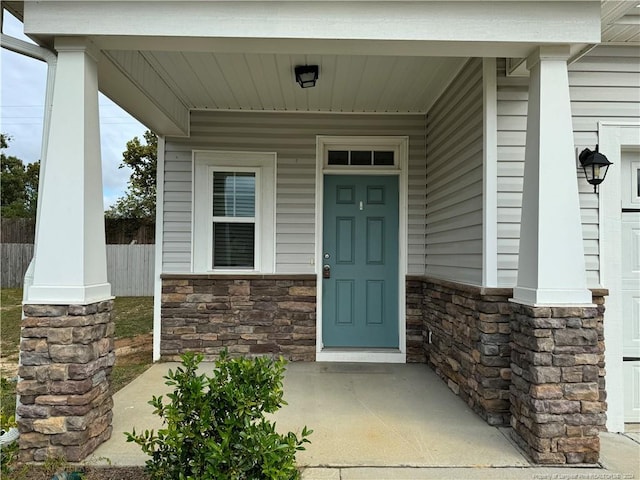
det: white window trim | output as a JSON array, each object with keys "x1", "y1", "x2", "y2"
[
  {"x1": 192, "y1": 150, "x2": 276, "y2": 274},
  {"x1": 315, "y1": 135, "x2": 408, "y2": 363}
]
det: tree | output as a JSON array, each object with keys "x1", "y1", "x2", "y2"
[
  {"x1": 106, "y1": 130, "x2": 157, "y2": 220},
  {"x1": 1, "y1": 134, "x2": 39, "y2": 218}
]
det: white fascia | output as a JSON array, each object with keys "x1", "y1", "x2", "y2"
[{"x1": 24, "y1": 1, "x2": 601, "y2": 47}]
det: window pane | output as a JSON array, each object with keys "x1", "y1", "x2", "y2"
[
  {"x1": 235, "y1": 195, "x2": 255, "y2": 216},
  {"x1": 328, "y1": 150, "x2": 349, "y2": 165},
  {"x1": 212, "y1": 172, "x2": 255, "y2": 217},
  {"x1": 234, "y1": 173, "x2": 256, "y2": 217},
  {"x1": 213, "y1": 172, "x2": 233, "y2": 216},
  {"x1": 351, "y1": 150, "x2": 372, "y2": 165},
  {"x1": 374, "y1": 151, "x2": 394, "y2": 166},
  {"x1": 235, "y1": 173, "x2": 255, "y2": 194},
  {"x1": 213, "y1": 223, "x2": 255, "y2": 268}
]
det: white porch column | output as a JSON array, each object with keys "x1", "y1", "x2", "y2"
[
  {"x1": 512, "y1": 46, "x2": 591, "y2": 306},
  {"x1": 25, "y1": 37, "x2": 111, "y2": 305}
]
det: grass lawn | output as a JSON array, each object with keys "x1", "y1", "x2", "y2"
[
  {"x1": 0, "y1": 289, "x2": 24, "y2": 359},
  {"x1": 111, "y1": 296, "x2": 154, "y2": 339},
  {"x1": 0, "y1": 289, "x2": 155, "y2": 397}
]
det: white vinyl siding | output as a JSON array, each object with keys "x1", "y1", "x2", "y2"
[
  {"x1": 425, "y1": 58, "x2": 484, "y2": 285},
  {"x1": 496, "y1": 45, "x2": 640, "y2": 287},
  {"x1": 162, "y1": 111, "x2": 427, "y2": 274}
]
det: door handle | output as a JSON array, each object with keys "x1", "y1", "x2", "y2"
[{"x1": 323, "y1": 264, "x2": 331, "y2": 279}]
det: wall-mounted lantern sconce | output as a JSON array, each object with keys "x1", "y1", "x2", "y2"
[
  {"x1": 578, "y1": 145, "x2": 612, "y2": 193},
  {"x1": 294, "y1": 65, "x2": 319, "y2": 88}
]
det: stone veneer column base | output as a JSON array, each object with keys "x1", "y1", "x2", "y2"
[
  {"x1": 510, "y1": 298, "x2": 606, "y2": 464},
  {"x1": 17, "y1": 301, "x2": 115, "y2": 462}
]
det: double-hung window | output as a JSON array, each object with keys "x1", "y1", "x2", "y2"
[
  {"x1": 193, "y1": 151, "x2": 275, "y2": 273},
  {"x1": 211, "y1": 170, "x2": 257, "y2": 268}
]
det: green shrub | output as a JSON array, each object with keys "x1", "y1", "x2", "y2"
[{"x1": 125, "y1": 351, "x2": 312, "y2": 480}]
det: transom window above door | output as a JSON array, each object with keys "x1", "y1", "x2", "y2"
[{"x1": 327, "y1": 150, "x2": 395, "y2": 167}]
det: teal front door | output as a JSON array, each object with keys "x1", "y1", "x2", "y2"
[{"x1": 322, "y1": 175, "x2": 399, "y2": 348}]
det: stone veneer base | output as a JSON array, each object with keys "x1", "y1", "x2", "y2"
[
  {"x1": 17, "y1": 301, "x2": 115, "y2": 462},
  {"x1": 413, "y1": 276, "x2": 514, "y2": 426},
  {"x1": 161, "y1": 275, "x2": 317, "y2": 361}
]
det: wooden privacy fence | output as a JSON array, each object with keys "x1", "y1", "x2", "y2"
[
  {"x1": 1, "y1": 244, "x2": 155, "y2": 296},
  {"x1": 1, "y1": 243, "x2": 34, "y2": 289},
  {"x1": 106, "y1": 244, "x2": 155, "y2": 296},
  {"x1": 1, "y1": 218, "x2": 155, "y2": 244},
  {"x1": 0, "y1": 218, "x2": 35, "y2": 243}
]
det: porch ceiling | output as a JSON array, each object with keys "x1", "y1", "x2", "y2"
[
  {"x1": 601, "y1": 0, "x2": 640, "y2": 43},
  {"x1": 107, "y1": 49, "x2": 467, "y2": 114}
]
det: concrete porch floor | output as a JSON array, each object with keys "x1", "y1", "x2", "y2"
[{"x1": 87, "y1": 362, "x2": 640, "y2": 479}]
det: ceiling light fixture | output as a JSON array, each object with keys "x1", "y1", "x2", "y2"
[{"x1": 294, "y1": 65, "x2": 319, "y2": 88}]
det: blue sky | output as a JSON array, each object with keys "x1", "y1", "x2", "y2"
[{"x1": 1, "y1": 12, "x2": 148, "y2": 210}]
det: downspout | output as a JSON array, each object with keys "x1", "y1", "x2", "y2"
[
  {"x1": 0, "y1": 33, "x2": 58, "y2": 302},
  {"x1": 1, "y1": 34, "x2": 57, "y2": 305},
  {"x1": 1, "y1": 33, "x2": 57, "y2": 423}
]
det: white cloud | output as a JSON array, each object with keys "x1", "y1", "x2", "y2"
[{"x1": 1, "y1": 12, "x2": 148, "y2": 212}]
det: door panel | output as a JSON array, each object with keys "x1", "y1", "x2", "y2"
[
  {"x1": 366, "y1": 218, "x2": 385, "y2": 264},
  {"x1": 335, "y1": 280, "x2": 355, "y2": 325},
  {"x1": 622, "y1": 213, "x2": 640, "y2": 422},
  {"x1": 622, "y1": 215, "x2": 640, "y2": 358},
  {"x1": 366, "y1": 280, "x2": 385, "y2": 325},
  {"x1": 624, "y1": 359, "x2": 640, "y2": 423},
  {"x1": 622, "y1": 151, "x2": 640, "y2": 423},
  {"x1": 336, "y1": 218, "x2": 355, "y2": 264},
  {"x1": 322, "y1": 175, "x2": 399, "y2": 348}
]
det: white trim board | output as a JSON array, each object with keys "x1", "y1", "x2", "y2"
[
  {"x1": 598, "y1": 121, "x2": 640, "y2": 432},
  {"x1": 317, "y1": 350, "x2": 405, "y2": 364},
  {"x1": 314, "y1": 135, "x2": 409, "y2": 363},
  {"x1": 152, "y1": 136, "x2": 166, "y2": 362},
  {"x1": 482, "y1": 57, "x2": 498, "y2": 287}
]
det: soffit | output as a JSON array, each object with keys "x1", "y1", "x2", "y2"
[
  {"x1": 120, "y1": 50, "x2": 466, "y2": 114},
  {"x1": 1, "y1": 1, "x2": 23, "y2": 22},
  {"x1": 601, "y1": 0, "x2": 640, "y2": 43}
]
